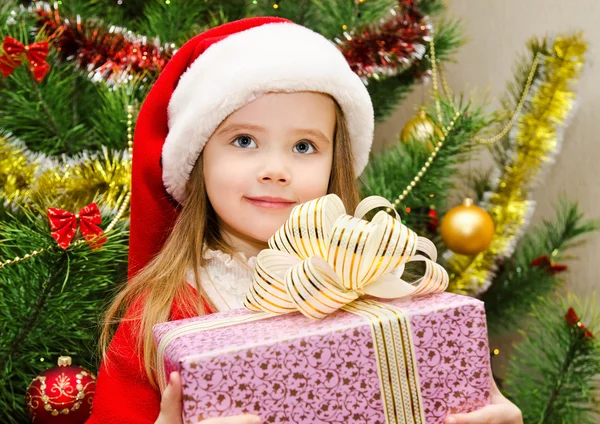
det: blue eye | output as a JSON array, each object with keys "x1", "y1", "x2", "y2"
[
  {"x1": 293, "y1": 141, "x2": 316, "y2": 154},
  {"x1": 232, "y1": 135, "x2": 257, "y2": 149}
]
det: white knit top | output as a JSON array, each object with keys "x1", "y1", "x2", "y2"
[{"x1": 185, "y1": 248, "x2": 257, "y2": 312}]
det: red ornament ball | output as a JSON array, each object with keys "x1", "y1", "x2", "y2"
[
  {"x1": 427, "y1": 206, "x2": 439, "y2": 233},
  {"x1": 25, "y1": 356, "x2": 96, "y2": 423}
]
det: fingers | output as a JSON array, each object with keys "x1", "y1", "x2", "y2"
[
  {"x1": 157, "y1": 372, "x2": 183, "y2": 423},
  {"x1": 445, "y1": 406, "x2": 492, "y2": 424},
  {"x1": 199, "y1": 415, "x2": 261, "y2": 424},
  {"x1": 444, "y1": 404, "x2": 522, "y2": 424},
  {"x1": 164, "y1": 371, "x2": 183, "y2": 404}
]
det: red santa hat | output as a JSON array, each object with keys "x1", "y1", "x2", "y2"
[{"x1": 128, "y1": 16, "x2": 374, "y2": 279}]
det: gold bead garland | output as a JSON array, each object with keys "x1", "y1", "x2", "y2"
[{"x1": 388, "y1": 31, "x2": 543, "y2": 213}]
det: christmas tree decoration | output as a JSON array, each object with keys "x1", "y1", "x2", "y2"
[
  {"x1": 47, "y1": 203, "x2": 107, "y2": 251},
  {"x1": 564, "y1": 306, "x2": 594, "y2": 340},
  {"x1": 399, "y1": 109, "x2": 441, "y2": 150},
  {"x1": 440, "y1": 198, "x2": 494, "y2": 255},
  {"x1": 427, "y1": 206, "x2": 439, "y2": 233},
  {"x1": 31, "y1": 2, "x2": 174, "y2": 85},
  {"x1": 0, "y1": 36, "x2": 50, "y2": 83},
  {"x1": 24, "y1": 356, "x2": 96, "y2": 423},
  {"x1": 336, "y1": 1, "x2": 429, "y2": 83},
  {"x1": 530, "y1": 254, "x2": 568, "y2": 275},
  {"x1": 445, "y1": 34, "x2": 586, "y2": 295},
  {"x1": 0, "y1": 128, "x2": 132, "y2": 213}
]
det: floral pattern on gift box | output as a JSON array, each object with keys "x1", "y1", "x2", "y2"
[
  {"x1": 410, "y1": 300, "x2": 490, "y2": 421},
  {"x1": 181, "y1": 325, "x2": 384, "y2": 423}
]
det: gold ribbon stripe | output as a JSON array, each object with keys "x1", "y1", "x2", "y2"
[{"x1": 344, "y1": 299, "x2": 425, "y2": 424}]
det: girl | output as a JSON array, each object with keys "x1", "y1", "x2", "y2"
[{"x1": 88, "y1": 17, "x2": 522, "y2": 424}]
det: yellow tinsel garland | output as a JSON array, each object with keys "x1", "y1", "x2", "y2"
[
  {"x1": 446, "y1": 34, "x2": 587, "y2": 295},
  {"x1": 0, "y1": 135, "x2": 131, "y2": 213}
]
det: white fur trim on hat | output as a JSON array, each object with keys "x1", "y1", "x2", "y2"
[{"x1": 163, "y1": 22, "x2": 374, "y2": 204}]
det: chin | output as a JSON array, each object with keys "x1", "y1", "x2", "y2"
[{"x1": 245, "y1": 223, "x2": 284, "y2": 244}]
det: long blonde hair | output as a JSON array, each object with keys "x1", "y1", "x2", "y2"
[{"x1": 99, "y1": 101, "x2": 361, "y2": 389}]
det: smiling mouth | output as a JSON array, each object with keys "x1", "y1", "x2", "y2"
[{"x1": 244, "y1": 197, "x2": 296, "y2": 210}]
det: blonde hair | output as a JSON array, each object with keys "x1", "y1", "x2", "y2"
[{"x1": 99, "y1": 100, "x2": 360, "y2": 389}]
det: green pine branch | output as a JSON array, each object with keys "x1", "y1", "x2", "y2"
[
  {"x1": 0, "y1": 207, "x2": 129, "y2": 423},
  {"x1": 258, "y1": 0, "x2": 397, "y2": 40},
  {"x1": 0, "y1": 52, "x2": 143, "y2": 156},
  {"x1": 482, "y1": 199, "x2": 599, "y2": 336},
  {"x1": 0, "y1": 57, "x2": 97, "y2": 154},
  {"x1": 504, "y1": 295, "x2": 600, "y2": 424},
  {"x1": 135, "y1": 0, "x2": 246, "y2": 47}
]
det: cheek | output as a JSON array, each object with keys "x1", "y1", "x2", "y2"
[
  {"x1": 294, "y1": 158, "x2": 332, "y2": 202},
  {"x1": 204, "y1": 155, "x2": 249, "y2": 194},
  {"x1": 203, "y1": 156, "x2": 249, "y2": 224}
]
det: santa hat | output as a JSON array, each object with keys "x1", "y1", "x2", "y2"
[{"x1": 128, "y1": 16, "x2": 374, "y2": 279}]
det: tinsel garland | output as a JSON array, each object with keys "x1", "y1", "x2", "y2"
[
  {"x1": 336, "y1": 0, "x2": 430, "y2": 83},
  {"x1": 0, "y1": 135, "x2": 131, "y2": 214},
  {"x1": 20, "y1": 1, "x2": 430, "y2": 85},
  {"x1": 31, "y1": 2, "x2": 175, "y2": 84},
  {"x1": 446, "y1": 34, "x2": 586, "y2": 295}
]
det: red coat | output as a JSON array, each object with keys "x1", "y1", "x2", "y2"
[{"x1": 87, "y1": 285, "x2": 211, "y2": 423}]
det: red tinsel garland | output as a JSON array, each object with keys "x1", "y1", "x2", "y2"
[
  {"x1": 26, "y1": 1, "x2": 429, "y2": 84},
  {"x1": 337, "y1": 0, "x2": 430, "y2": 82},
  {"x1": 33, "y1": 2, "x2": 174, "y2": 84}
]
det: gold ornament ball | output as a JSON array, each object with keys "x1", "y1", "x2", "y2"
[
  {"x1": 400, "y1": 110, "x2": 441, "y2": 151},
  {"x1": 441, "y1": 198, "x2": 495, "y2": 255}
]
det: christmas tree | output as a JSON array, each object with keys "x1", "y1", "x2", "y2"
[{"x1": 0, "y1": 1, "x2": 598, "y2": 422}]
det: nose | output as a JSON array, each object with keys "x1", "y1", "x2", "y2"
[{"x1": 257, "y1": 156, "x2": 291, "y2": 185}]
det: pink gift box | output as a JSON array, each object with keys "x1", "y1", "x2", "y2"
[{"x1": 153, "y1": 292, "x2": 491, "y2": 424}]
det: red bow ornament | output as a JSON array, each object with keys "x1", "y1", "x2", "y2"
[
  {"x1": 0, "y1": 36, "x2": 50, "y2": 83},
  {"x1": 47, "y1": 203, "x2": 107, "y2": 250},
  {"x1": 530, "y1": 254, "x2": 567, "y2": 275},
  {"x1": 564, "y1": 307, "x2": 594, "y2": 340}
]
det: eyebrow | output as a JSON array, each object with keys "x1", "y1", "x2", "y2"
[
  {"x1": 216, "y1": 123, "x2": 331, "y2": 144},
  {"x1": 216, "y1": 123, "x2": 265, "y2": 136}
]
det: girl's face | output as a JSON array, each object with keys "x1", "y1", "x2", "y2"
[{"x1": 203, "y1": 92, "x2": 336, "y2": 253}]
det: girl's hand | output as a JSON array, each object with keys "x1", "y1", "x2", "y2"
[
  {"x1": 444, "y1": 377, "x2": 522, "y2": 424},
  {"x1": 155, "y1": 371, "x2": 261, "y2": 424},
  {"x1": 155, "y1": 371, "x2": 185, "y2": 424}
]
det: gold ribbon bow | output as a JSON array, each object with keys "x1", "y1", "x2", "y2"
[{"x1": 244, "y1": 195, "x2": 449, "y2": 319}]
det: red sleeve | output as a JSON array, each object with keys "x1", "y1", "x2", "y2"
[
  {"x1": 87, "y1": 285, "x2": 210, "y2": 423},
  {"x1": 86, "y1": 308, "x2": 160, "y2": 423}
]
